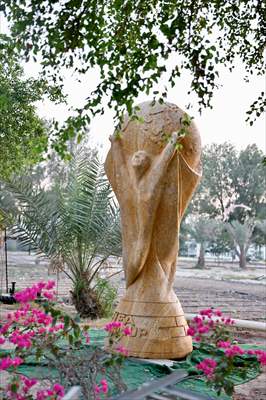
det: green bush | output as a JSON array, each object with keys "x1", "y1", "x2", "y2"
[{"x1": 95, "y1": 278, "x2": 118, "y2": 318}]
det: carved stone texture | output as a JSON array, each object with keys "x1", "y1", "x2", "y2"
[{"x1": 104, "y1": 101, "x2": 202, "y2": 359}]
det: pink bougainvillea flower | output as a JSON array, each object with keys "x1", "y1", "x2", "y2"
[
  {"x1": 0, "y1": 356, "x2": 23, "y2": 370},
  {"x1": 217, "y1": 341, "x2": 231, "y2": 349},
  {"x1": 21, "y1": 376, "x2": 38, "y2": 393},
  {"x1": 42, "y1": 291, "x2": 54, "y2": 300},
  {"x1": 197, "y1": 358, "x2": 217, "y2": 377},
  {"x1": 94, "y1": 384, "x2": 101, "y2": 394},
  {"x1": 37, "y1": 327, "x2": 46, "y2": 334},
  {"x1": 187, "y1": 327, "x2": 195, "y2": 336},
  {"x1": 83, "y1": 332, "x2": 90, "y2": 344},
  {"x1": 116, "y1": 345, "x2": 129, "y2": 356},
  {"x1": 123, "y1": 327, "x2": 132, "y2": 336},
  {"x1": 100, "y1": 379, "x2": 108, "y2": 393},
  {"x1": 12, "y1": 357, "x2": 24, "y2": 367},
  {"x1": 192, "y1": 316, "x2": 203, "y2": 325},
  {"x1": 36, "y1": 281, "x2": 47, "y2": 291},
  {"x1": 207, "y1": 320, "x2": 215, "y2": 328},
  {"x1": 22, "y1": 376, "x2": 38, "y2": 388},
  {"x1": 37, "y1": 385, "x2": 65, "y2": 400},
  {"x1": 104, "y1": 321, "x2": 124, "y2": 332},
  {"x1": 258, "y1": 352, "x2": 266, "y2": 366},
  {"x1": 0, "y1": 322, "x2": 11, "y2": 334},
  {"x1": 45, "y1": 280, "x2": 55, "y2": 290},
  {"x1": 53, "y1": 383, "x2": 65, "y2": 396},
  {"x1": 0, "y1": 357, "x2": 13, "y2": 370},
  {"x1": 225, "y1": 345, "x2": 245, "y2": 357},
  {"x1": 14, "y1": 286, "x2": 39, "y2": 303},
  {"x1": 225, "y1": 318, "x2": 234, "y2": 325},
  {"x1": 10, "y1": 330, "x2": 33, "y2": 348},
  {"x1": 250, "y1": 350, "x2": 266, "y2": 366},
  {"x1": 198, "y1": 326, "x2": 210, "y2": 334},
  {"x1": 14, "y1": 281, "x2": 55, "y2": 304},
  {"x1": 200, "y1": 309, "x2": 213, "y2": 317}
]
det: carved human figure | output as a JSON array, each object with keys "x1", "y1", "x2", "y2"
[{"x1": 105, "y1": 101, "x2": 201, "y2": 359}]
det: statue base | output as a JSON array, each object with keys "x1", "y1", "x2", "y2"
[{"x1": 106, "y1": 298, "x2": 192, "y2": 359}]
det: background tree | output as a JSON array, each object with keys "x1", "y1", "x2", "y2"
[
  {"x1": 230, "y1": 145, "x2": 266, "y2": 222},
  {"x1": 184, "y1": 143, "x2": 265, "y2": 266},
  {"x1": 179, "y1": 220, "x2": 192, "y2": 256},
  {"x1": 191, "y1": 143, "x2": 265, "y2": 220},
  {"x1": 225, "y1": 220, "x2": 255, "y2": 269},
  {"x1": 189, "y1": 143, "x2": 238, "y2": 219},
  {"x1": 188, "y1": 217, "x2": 218, "y2": 268},
  {"x1": 257, "y1": 220, "x2": 266, "y2": 236},
  {"x1": 207, "y1": 225, "x2": 232, "y2": 260},
  {"x1": 254, "y1": 220, "x2": 266, "y2": 260},
  {"x1": 1, "y1": 1, "x2": 264, "y2": 146},
  {"x1": 5, "y1": 151, "x2": 122, "y2": 318},
  {"x1": 0, "y1": 34, "x2": 64, "y2": 178}
]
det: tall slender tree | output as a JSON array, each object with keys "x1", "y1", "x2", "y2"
[
  {"x1": 190, "y1": 143, "x2": 265, "y2": 221},
  {"x1": 226, "y1": 220, "x2": 255, "y2": 269},
  {"x1": 188, "y1": 217, "x2": 219, "y2": 268},
  {"x1": 186, "y1": 143, "x2": 265, "y2": 267}
]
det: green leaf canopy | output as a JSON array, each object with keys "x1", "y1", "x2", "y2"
[{"x1": 2, "y1": 0, "x2": 265, "y2": 142}]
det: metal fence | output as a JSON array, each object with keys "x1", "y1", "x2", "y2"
[{"x1": 62, "y1": 370, "x2": 214, "y2": 400}]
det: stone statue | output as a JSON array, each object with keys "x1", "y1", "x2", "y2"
[{"x1": 105, "y1": 101, "x2": 201, "y2": 359}]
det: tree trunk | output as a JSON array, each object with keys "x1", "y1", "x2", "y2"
[
  {"x1": 71, "y1": 278, "x2": 103, "y2": 319},
  {"x1": 239, "y1": 248, "x2": 247, "y2": 269},
  {"x1": 196, "y1": 242, "x2": 205, "y2": 268}
]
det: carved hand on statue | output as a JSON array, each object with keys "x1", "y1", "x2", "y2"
[
  {"x1": 109, "y1": 131, "x2": 123, "y2": 144},
  {"x1": 109, "y1": 134, "x2": 117, "y2": 144},
  {"x1": 163, "y1": 132, "x2": 180, "y2": 159},
  {"x1": 170, "y1": 132, "x2": 179, "y2": 146}
]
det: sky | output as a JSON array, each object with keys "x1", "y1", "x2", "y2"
[{"x1": 1, "y1": 14, "x2": 265, "y2": 159}]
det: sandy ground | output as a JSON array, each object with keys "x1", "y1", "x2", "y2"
[{"x1": 2, "y1": 252, "x2": 265, "y2": 319}]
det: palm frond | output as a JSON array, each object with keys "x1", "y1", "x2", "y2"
[{"x1": 4, "y1": 150, "x2": 122, "y2": 285}]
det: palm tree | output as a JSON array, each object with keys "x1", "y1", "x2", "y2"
[{"x1": 5, "y1": 151, "x2": 121, "y2": 318}]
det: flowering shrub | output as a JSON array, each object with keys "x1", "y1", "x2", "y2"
[
  {"x1": 196, "y1": 358, "x2": 217, "y2": 378},
  {"x1": 187, "y1": 308, "x2": 234, "y2": 345},
  {"x1": 188, "y1": 308, "x2": 266, "y2": 396},
  {"x1": 0, "y1": 281, "x2": 129, "y2": 399},
  {"x1": 104, "y1": 321, "x2": 132, "y2": 356}
]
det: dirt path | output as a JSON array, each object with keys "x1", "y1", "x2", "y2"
[
  {"x1": 174, "y1": 276, "x2": 266, "y2": 321},
  {"x1": 1, "y1": 252, "x2": 265, "y2": 322}
]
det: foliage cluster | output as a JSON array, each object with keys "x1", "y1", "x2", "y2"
[
  {"x1": 184, "y1": 143, "x2": 265, "y2": 268},
  {"x1": 0, "y1": 35, "x2": 47, "y2": 178},
  {"x1": 1, "y1": 0, "x2": 265, "y2": 149},
  {"x1": 2, "y1": 281, "x2": 266, "y2": 399},
  {"x1": 188, "y1": 308, "x2": 266, "y2": 396},
  {"x1": 0, "y1": 33, "x2": 66, "y2": 179},
  {"x1": 0, "y1": 281, "x2": 129, "y2": 399},
  {"x1": 95, "y1": 278, "x2": 118, "y2": 318}
]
